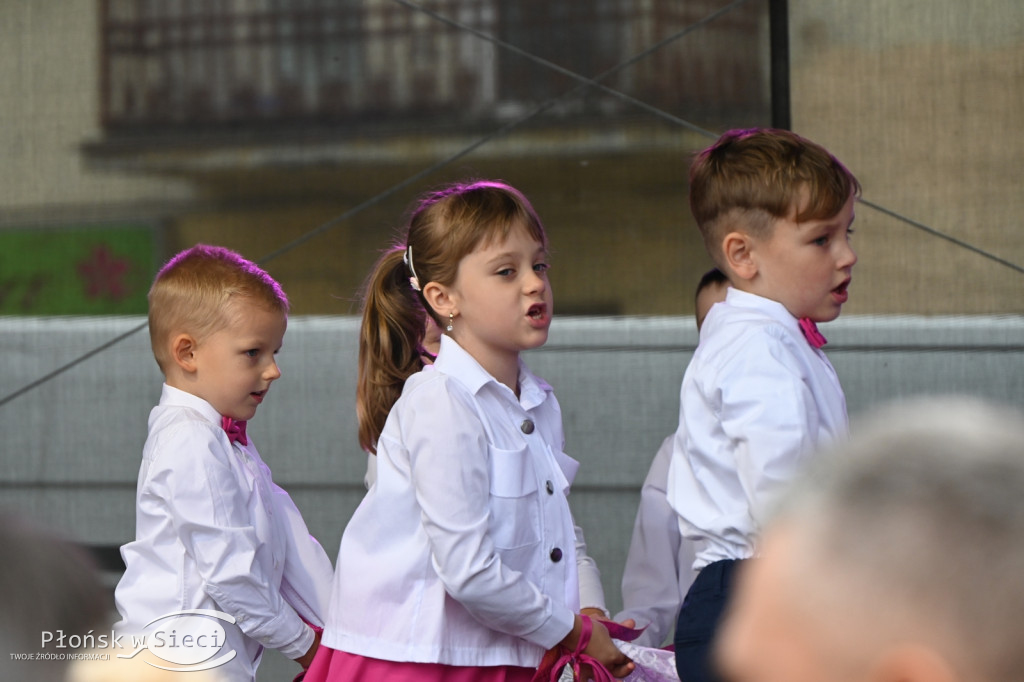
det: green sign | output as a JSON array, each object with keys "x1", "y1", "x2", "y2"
[{"x1": 0, "y1": 225, "x2": 155, "y2": 315}]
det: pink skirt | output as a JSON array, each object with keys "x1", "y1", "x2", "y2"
[{"x1": 303, "y1": 645, "x2": 536, "y2": 682}]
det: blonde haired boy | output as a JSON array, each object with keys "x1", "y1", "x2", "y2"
[
  {"x1": 667, "y1": 128, "x2": 859, "y2": 682},
  {"x1": 115, "y1": 245, "x2": 333, "y2": 682}
]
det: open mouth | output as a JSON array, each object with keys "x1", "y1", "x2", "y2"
[
  {"x1": 832, "y1": 279, "x2": 851, "y2": 303},
  {"x1": 527, "y1": 303, "x2": 546, "y2": 320}
]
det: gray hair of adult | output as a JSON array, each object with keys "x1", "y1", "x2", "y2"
[{"x1": 768, "y1": 396, "x2": 1024, "y2": 682}]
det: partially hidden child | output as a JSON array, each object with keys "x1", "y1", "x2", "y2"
[{"x1": 616, "y1": 267, "x2": 730, "y2": 648}]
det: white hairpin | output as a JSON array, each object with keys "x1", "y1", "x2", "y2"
[{"x1": 403, "y1": 245, "x2": 421, "y2": 292}]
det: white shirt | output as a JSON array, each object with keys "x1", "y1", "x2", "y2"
[
  {"x1": 115, "y1": 385, "x2": 334, "y2": 682},
  {"x1": 667, "y1": 289, "x2": 848, "y2": 570},
  {"x1": 323, "y1": 335, "x2": 606, "y2": 667},
  {"x1": 616, "y1": 435, "x2": 698, "y2": 647}
]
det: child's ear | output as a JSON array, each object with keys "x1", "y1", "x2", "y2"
[
  {"x1": 171, "y1": 333, "x2": 199, "y2": 373},
  {"x1": 722, "y1": 231, "x2": 758, "y2": 282},
  {"x1": 422, "y1": 282, "x2": 456, "y2": 321}
]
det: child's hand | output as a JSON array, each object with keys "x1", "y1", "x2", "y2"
[
  {"x1": 294, "y1": 626, "x2": 322, "y2": 670},
  {"x1": 581, "y1": 607, "x2": 636, "y2": 631},
  {"x1": 560, "y1": 614, "x2": 635, "y2": 679}
]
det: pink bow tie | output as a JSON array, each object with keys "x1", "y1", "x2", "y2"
[
  {"x1": 798, "y1": 318, "x2": 827, "y2": 349},
  {"x1": 221, "y1": 416, "x2": 248, "y2": 446}
]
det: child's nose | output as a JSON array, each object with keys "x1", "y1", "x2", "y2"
[
  {"x1": 525, "y1": 269, "x2": 547, "y2": 294},
  {"x1": 839, "y1": 241, "x2": 858, "y2": 269},
  {"x1": 265, "y1": 359, "x2": 282, "y2": 380}
]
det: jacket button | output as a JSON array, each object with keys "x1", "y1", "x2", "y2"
[
  {"x1": 521, "y1": 419, "x2": 534, "y2": 434},
  {"x1": 545, "y1": 480, "x2": 554, "y2": 494},
  {"x1": 550, "y1": 547, "x2": 563, "y2": 562}
]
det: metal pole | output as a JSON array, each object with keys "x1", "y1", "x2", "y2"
[{"x1": 769, "y1": 0, "x2": 791, "y2": 130}]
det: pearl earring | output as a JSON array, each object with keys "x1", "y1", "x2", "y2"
[{"x1": 446, "y1": 312, "x2": 454, "y2": 333}]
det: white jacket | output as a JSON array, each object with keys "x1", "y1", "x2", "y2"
[{"x1": 323, "y1": 336, "x2": 606, "y2": 667}]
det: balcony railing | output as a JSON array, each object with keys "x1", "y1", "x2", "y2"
[{"x1": 99, "y1": 0, "x2": 767, "y2": 136}]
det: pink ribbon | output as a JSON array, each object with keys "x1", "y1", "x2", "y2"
[
  {"x1": 531, "y1": 616, "x2": 644, "y2": 682},
  {"x1": 798, "y1": 317, "x2": 827, "y2": 349}
]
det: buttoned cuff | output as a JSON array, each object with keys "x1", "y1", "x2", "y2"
[
  {"x1": 581, "y1": 605, "x2": 611, "y2": 619},
  {"x1": 209, "y1": 583, "x2": 314, "y2": 660},
  {"x1": 524, "y1": 605, "x2": 576, "y2": 650},
  {"x1": 277, "y1": 623, "x2": 315, "y2": 661}
]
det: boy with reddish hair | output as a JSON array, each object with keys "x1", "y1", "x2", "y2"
[{"x1": 667, "y1": 128, "x2": 860, "y2": 682}]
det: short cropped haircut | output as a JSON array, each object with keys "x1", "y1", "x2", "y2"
[
  {"x1": 774, "y1": 397, "x2": 1024, "y2": 682},
  {"x1": 147, "y1": 244, "x2": 289, "y2": 373},
  {"x1": 689, "y1": 128, "x2": 860, "y2": 262}
]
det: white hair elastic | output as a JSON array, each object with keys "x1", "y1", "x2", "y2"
[{"x1": 403, "y1": 245, "x2": 421, "y2": 292}]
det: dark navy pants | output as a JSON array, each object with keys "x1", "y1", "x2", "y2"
[{"x1": 673, "y1": 559, "x2": 747, "y2": 682}]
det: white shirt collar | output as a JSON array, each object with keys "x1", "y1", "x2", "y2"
[
  {"x1": 723, "y1": 288, "x2": 802, "y2": 335},
  {"x1": 159, "y1": 383, "x2": 221, "y2": 424},
  {"x1": 433, "y1": 335, "x2": 552, "y2": 411}
]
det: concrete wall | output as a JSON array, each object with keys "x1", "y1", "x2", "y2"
[
  {"x1": 4, "y1": 313, "x2": 1023, "y2": 570},
  {"x1": 3, "y1": 313, "x2": 1022, "y2": 677}
]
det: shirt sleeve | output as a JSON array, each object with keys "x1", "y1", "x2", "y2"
[
  {"x1": 146, "y1": 422, "x2": 314, "y2": 660},
  {"x1": 712, "y1": 330, "x2": 821, "y2": 527},
  {"x1": 574, "y1": 520, "x2": 607, "y2": 616},
  {"x1": 616, "y1": 435, "x2": 693, "y2": 647},
  {"x1": 396, "y1": 379, "x2": 575, "y2": 649}
]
